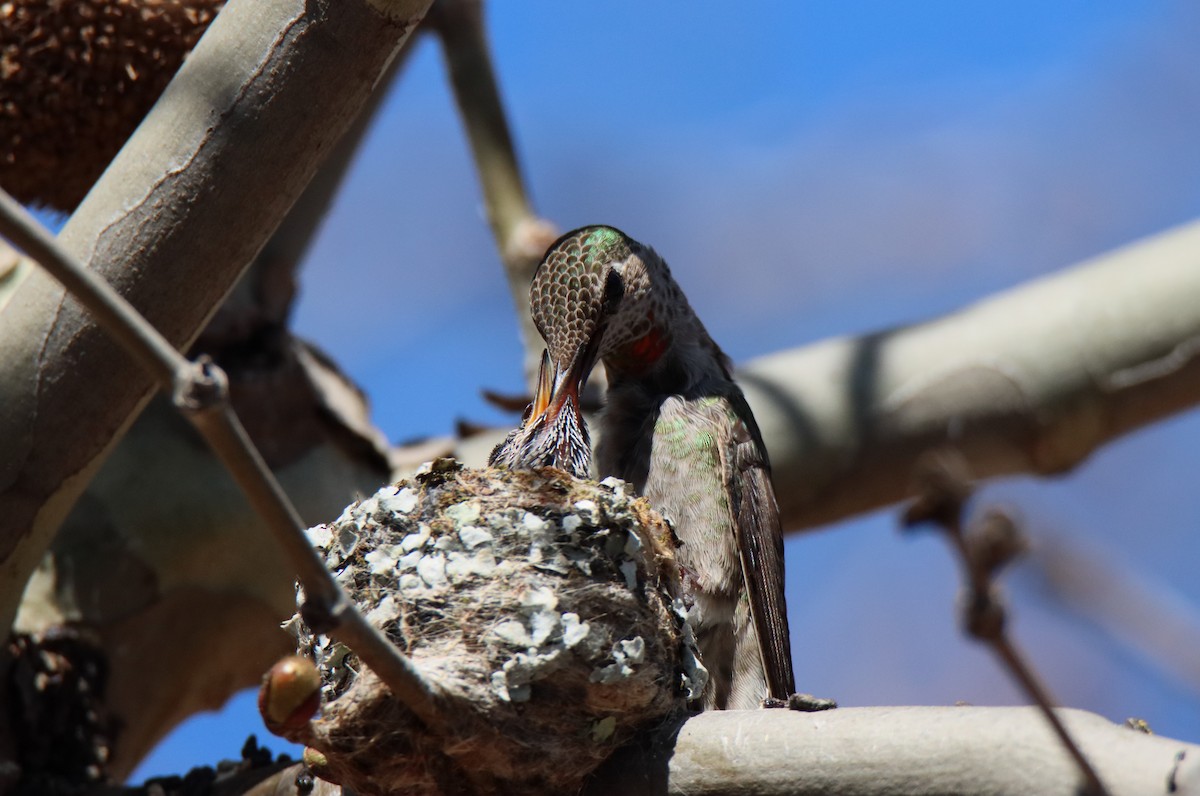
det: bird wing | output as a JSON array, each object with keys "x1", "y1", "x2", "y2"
[
  {"x1": 721, "y1": 400, "x2": 796, "y2": 701},
  {"x1": 647, "y1": 393, "x2": 796, "y2": 703}
]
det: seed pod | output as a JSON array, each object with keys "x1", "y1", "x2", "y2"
[{"x1": 0, "y1": 0, "x2": 225, "y2": 210}]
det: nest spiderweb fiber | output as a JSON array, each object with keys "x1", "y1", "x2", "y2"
[{"x1": 286, "y1": 461, "x2": 705, "y2": 795}]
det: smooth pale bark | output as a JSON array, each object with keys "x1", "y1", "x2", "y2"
[
  {"x1": 449, "y1": 220, "x2": 1200, "y2": 532},
  {"x1": 586, "y1": 706, "x2": 1200, "y2": 796},
  {"x1": 0, "y1": 0, "x2": 431, "y2": 645},
  {"x1": 17, "y1": 358, "x2": 390, "y2": 777},
  {"x1": 741, "y1": 219, "x2": 1200, "y2": 531}
]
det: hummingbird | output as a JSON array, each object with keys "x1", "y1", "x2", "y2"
[{"x1": 492, "y1": 225, "x2": 805, "y2": 710}]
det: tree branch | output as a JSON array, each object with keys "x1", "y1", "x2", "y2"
[
  {"x1": 0, "y1": 0, "x2": 431, "y2": 639},
  {"x1": 585, "y1": 707, "x2": 1200, "y2": 796},
  {"x1": 903, "y1": 455, "x2": 1109, "y2": 794},
  {"x1": 1032, "y1": 533, "x2": 1200, "y2": 700},
  {"x1": 740, "y1": 219, "x2": 1200, "y2": 531},
  {"x1": 428, "y1": 0, "x2": 557, "y2": 385},
  {"x1": 0, "y1": 185, "x2": 449, "y2": 773},
  {"x1": 0, "y1": 0, "x2": 434, "y2": 777},
  {"x1": 9, "y1": 46, "x2": 418, "y2": 774},
  {"x1": 96, "y1": 707, "x2": 1200, "y2": 795}
]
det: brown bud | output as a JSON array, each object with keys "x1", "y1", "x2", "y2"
[
  {"x1": 259, "y1": 655, "x2": 321, "y2": 734},
  {"x1": 302, "y1": 747, "x2": 329, "y2": 771},
  {"x1": 966, "y1": 507, "x2": 1029, "y2": 577}
]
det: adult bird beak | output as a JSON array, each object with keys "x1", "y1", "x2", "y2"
[
  {"x1": 528, "y1": 344, "x2": 593, "y2": 430},
  {"x1": 529, "y1": 348, "x2": 555, "y2": 422}
]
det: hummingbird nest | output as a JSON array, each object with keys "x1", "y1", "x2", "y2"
[{"x1": 284, "y1": 460, "x2": 705, "y2": 796}]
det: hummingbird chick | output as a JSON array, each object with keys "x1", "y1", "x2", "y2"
[
  {"x1": 488, "y1": 349, "x2": 592, "y2": 477},
  {"x1": 494, "y1": 225, "x2": 810, "y2": 711}
]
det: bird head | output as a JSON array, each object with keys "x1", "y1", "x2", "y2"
[
  {"x1": 490, "y1": 225, "x2": 683, "y2": 477},
  {"x1": 530, "y1": 225, "x2": 681, "y2": 386}
]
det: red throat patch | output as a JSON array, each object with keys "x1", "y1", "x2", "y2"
[
  {"x1": 610, "y1": 311, "x2": 670, "y2": 373},
  {"x1": 614, "y1": 326, "x2": 672, "y2": 374},
  {"x1": 629, "y1": 327, "x2": 668, "y2": 364}
]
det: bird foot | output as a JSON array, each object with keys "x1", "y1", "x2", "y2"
[{"x1": 762, "y1": 693, "x2": 838, "y2": 712}]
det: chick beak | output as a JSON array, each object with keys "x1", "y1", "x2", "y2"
[{"x1": 529, "y1": 332, "x2": 603, "y2": 432}]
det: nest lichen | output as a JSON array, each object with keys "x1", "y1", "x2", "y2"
[{"x1": 285, "y1": 460, "x2": 705, "y2": 795}]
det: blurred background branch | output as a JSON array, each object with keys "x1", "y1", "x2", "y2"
[
  {"x1": 902, "y1": 452, "x2": 1109, "y2": 795},
  {"x1": 427, "y1": 0, "x2": 558, "y2": 386},
  {"x1": 1031, "y1": 533, "x2": 1200, "y2": 701}
]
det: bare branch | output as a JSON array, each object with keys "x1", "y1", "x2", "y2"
[
  {"x1": 0, "y1": 191, "x2": 449, "y2": 737},
  {"x1": 585, "y1": 707, "x2": 1200, "y2": 796},
  {"x1": 203, "y1": 43, "x2": 418, "y2": 349},
  {"x1": 1033, "y1": 534, "x2": 1200, "y2": 699},
  {"x1": 0, "y1": 0, "x2": 462, "y2": 775},
  {"x1": 13, "y1": 49, "x2": 417, "y2": 763},
  {"x1": 95, "y1": 707, "x2": 1200, "y2": 795},
  {"x1": 0, "y1": 0, "x2": 430, "y2": 639},
  {"x1": 740, "y1": 220, "x2": 1200, "y2": 531},
  {"x1": 428, "y1": 0, "x2": 557, "y2": 384}
]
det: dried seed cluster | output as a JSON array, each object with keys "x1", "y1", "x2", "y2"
[{"x1": 0, "y1": 0, "x2": 225, "y2": 209}]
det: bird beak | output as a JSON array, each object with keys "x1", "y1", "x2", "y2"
[
  {"x1": 529, "y1": 343, "x2": 596, "y2": 430},
  {"x1": 529, "y1": 349, "x2": 555, "y2": 422}
]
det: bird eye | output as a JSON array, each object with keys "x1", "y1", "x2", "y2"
[{"x1": 604, "y1": 268, "x2": 624, "y2": 315}]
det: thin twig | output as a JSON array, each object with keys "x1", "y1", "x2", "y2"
[
  {"x1": 991, "y1": 634, "x2": 1112, "y2": 790},
  {"x1": 0, "y1": 188, "x2": 448, "y2": 733},
  {"x1": 426, "y1": 0, "x2": 530, "y2": 247},
  {"x1": 427, "y1": 0, "x2": 557, "y2": 386},
  {"x1": 903, "y1": 450, "x2": 1111, "y2": 796}
]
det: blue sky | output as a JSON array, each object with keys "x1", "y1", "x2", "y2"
[{"x1": 132, "y1": 1, "x2": 1200, "y2": 780}]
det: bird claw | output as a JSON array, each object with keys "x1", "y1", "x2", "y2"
[{"x1": 762, "y1": 693, "x2": 838, "y2": 712}]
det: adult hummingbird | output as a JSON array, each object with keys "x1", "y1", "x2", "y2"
[{"x1": 492, "y1": 225, "x2": 802, "y2": 710}]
